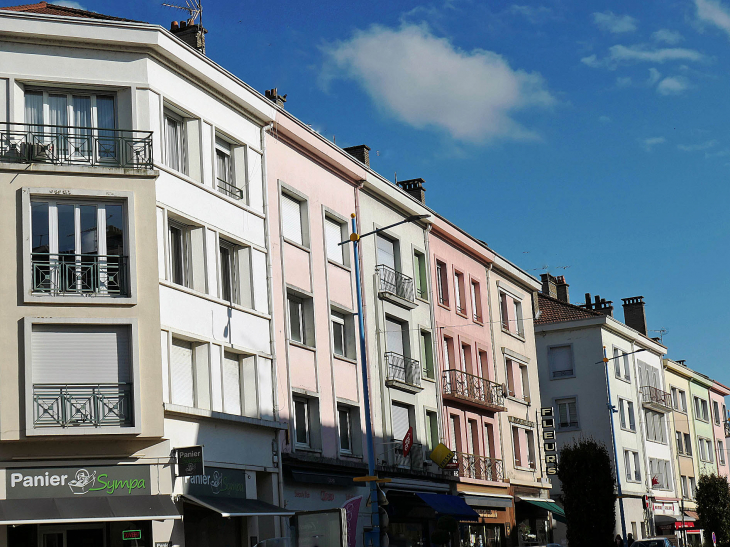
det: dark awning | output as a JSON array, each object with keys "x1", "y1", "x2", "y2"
[
  {"x1": 521, "y1": 499, "x2": 567, "y2": 524},
  {"x1": 183, "y1": 495, "x2": 295, "y2": 517},
  {"x1": 462, "y1": 495, "x2": 513, "y2": 509},
  {"x1": 417, "y1": 493, "x2": 479, "y2": 520},
  {"x1": 655, "y1": 515, "x2": 678, "y2": 525},
  {"x1": 290, "y1": 470, "x2": 365, "y2": 488},
  {"x1": 0, "y1": 495, "x2": 180, "y2": 525}
]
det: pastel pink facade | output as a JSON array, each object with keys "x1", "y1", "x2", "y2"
[
  {"x1": 709, "y1": 381, "x2": 730, "y2": 481},
  {"x1": 429, "y1": 218, "x2": 508, "y2": 492}
]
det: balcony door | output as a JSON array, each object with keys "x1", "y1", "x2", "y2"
[
  {"x1": 385, "y1": 318, "x2": 405, "y2": 356},
  {"x1": 377, "y1": 234, "x2": 396, "y2": 270}
]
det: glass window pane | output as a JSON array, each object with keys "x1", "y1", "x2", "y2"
[
  {"x1": 57, "y1": 204, "x2": 75, "y2": 255},
  {"x1": 24, "y1": 91, "x2": 43, "y2": 126},
  {"x1": 333, "y1": 320, "x2": 344, "y2": 356},
  {"x1": 289, "y1": 298, "x2": 303, "y2": 343},
  {"x1": 169, "y1": 226, "x2": 184, "y2": 285},
  {"x1": 105, "y1": 204, "x2": 124, "y2": 256},
  {"x1": 295, "y1": 401, "x2": 308, "y2": 445},
  {"x1": 79, "y1": 205, "x2": 97, "y2": 254},
  {"x1": 220, "y1": 245, "x2": 232, "y2": 301},
  {"x1": 339, "y1": 409, "x2": 351, "y2": 451},
  {"x1": 31, "y1": 201, "x2": 49, "y2": 254}
]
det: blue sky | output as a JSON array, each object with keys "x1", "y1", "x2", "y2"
[{"x1": 31, "y1": 0, "x2": 730, "y2": 383}]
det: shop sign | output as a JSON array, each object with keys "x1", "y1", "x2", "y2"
[
  {"x1": 675, "y1": 522, "x2": 695, "y2": 530},
  {"x1": 509, "y1": 416, "x2": 535, "y2": 428},
  {"x1": 653, "y1": 502, "x2": 677, "y2": 514},
  {"x1": 122, "y1": 530, "x2": 142, "y2": 541},
  {"x1": 6, "y1": 466, "x2": 151, "y2": 499},
  {"x1": 476, "y1": 508, "x2": 498, "y2": 518},
  {"x1": 183, "y1": 466, "x2": 248, "y2": 498},
  {"x1": 541, "y1": 407, "x2": 558, "y2": 475},
  {"x1": 176, "y1": 445, "x2": 204, "y2": 477},
  {"x1": 430, "y1": 443, "x2": 456, "y2": 469}
]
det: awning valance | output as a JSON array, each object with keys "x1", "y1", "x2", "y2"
[
  {"x1": 0, "y1": 495, "x2": 180, "y2": 525},
  {"x1": 520, "y1": 499, "x2": 566, "y2": 524},
  {"x1": 462, "y1": 495, "x2": 513, "y2": 509},
  {"x1": 416, "y1": 493, "x2": 479, "y2": 520},
  {"x1": 684, "y1": 510, "x2": 699, "y2": 522},
  {"x1": 183, "y1": 494, "x2": 295, "y2": 517}
]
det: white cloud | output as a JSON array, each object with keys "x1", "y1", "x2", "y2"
[
  {"x1": 652, "y1": 29, "x2": 684, "y2": 44},
  {"x1": 599, "y1": 115, "x2": 611, "y2": 123},
  {"x1": 54, "y1": 0, "x2": 86, "y2": 9},
  {"x1": 582, "y1": 45, "x2": 705, "y2": 68},
  {"x1": 677, "y1": 140, "x2": 718, "y2": 151},
  {"x1": 321, "y1": 23, "x2": 556, "y2": 143},
  {"x1": 647, "y1": 68, "x2": 662, "y2": 85},
  {"x1": 616, "y1": 76, "x2": 633, "y2": 87},
  {"x1": 695, "y1": 0, "x2": 730, "y2": 37},
  {"x1": 509, "y1": 5, "x2": 553, "y2": 23},
  {"x1": 642, "y1": 136, "x2": 666, "y2": 151},
  {"x1": 656, "y1": 76, "x2": 691, "y2": 95},
  {"x1": 592, "y1": 11, "x2": 638, "y2": 33}
]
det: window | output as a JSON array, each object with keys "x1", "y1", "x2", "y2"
[
  {"x1": 526, "y1": 430, "x2": 536, "y2": 469},
  {"x1": 414, "y1": 251, "x2": 428, "y2": 300},
  {"x1": 649, "y1": 458, "x2": 671, "y2": 490},
  {"x1": 426, "y1": 410, "x2": 439, "y2": 451},
  {"x1": 699, "y1": 437, "x2": 714, "y2": 463},
  {"x1": 471, "y1": 280, "x2": 482, "y2": 322},
  {"x1": 499, "y1": 292, "x2": 509, "y2": 330},
  {"x1": 294, "y1": 398, "x2": 310, "y2": 447},
  {"x1": 556, "y1": 398, "x2": 579, "y2": 428},
  {"x1": 287, "y1": 292, "x2": 316, "y2": 347},
  {"x1": 676, "y1": 431, "x2": 684, "y2": 454},
  {"x1": 624, "y1": 450, "x2": 641, "y2": 482},
  {"x1": 331, "y1": 311, "x2": 346, "y2": 357},
  {"x1": 681, "y1": 476, "x2": 689, "y2": 498},
  {"x1": 694, "y1": 397, "x2": 710, "y2": 422},
  {"x1": 164, "y1": 109, "x2": 186, "y2": 173},
  {"x1": 443, "y1": 336, "x2": 454, "y2": 371},
  {"x1": 619, "y1": 399, "x2": 636, "y2": 431},
  {"x1": 671, "y1": 387, "x2": 687, "y2": 412},
  {"x1": 222, "y1": 351, "x2": 243, "y2": 415},
  {"x1": 420, "y1": 330, "x2": 434, "y2": 379},
  {"x1": 645, "y1": 410, "x2": 666, "y2": 443},
  {"x1": 690, "y1": 476, "x2": 697, "y2": 498},
  {"x1": 288, "y1": 295, "x2": 305, "y2": 344},
  {"x1": 512, "y1": 426, "x2": 522, "y2": 467},
  {"x1": 30, "y1": 199, "x2": 127, "y2": 296},
  {"x1": 449, "y1": 414, "x2": 461, "y2": 452},
  {"x1": 513, "y1": 299, "x2": 524, "y2": 336},
  {"x1": 613, "y1": 348, "x2": 631, "y2": 381},
  {"x1": 215, "y1": 137, "x2": 243, "y2": 200},
  {"x1": 219, "y1": 239, "x2": 245, "y2": 304},
  {"x1": 719, "y1": 440, "x2": 726, "y2": 465},
  {"x1": 168, "y1": 221, "x2": 192, "y2": 288},
  {"x1": 436, "y1": 260, "x2": 449, "y2": 305},
  {"x1": 324, "y1": 217, "x2": 345, "y2": 264},
  {"x1": 454, "y1": 272, "x2": 466, "y2": 315},
  {"x1": 171, "y1": 338, "x2": 195, "y2": 407},
  {"x1": 376, "y1": 234, "x2": 397, "y2": 270},
  {"x1": 282, "y1": 194, "x2": 305, "y2": 246},
  {"x1": 338, "y1": 406, "x2": 353, "y2": 454},
  {"x1": 714, "y1": 400, "x2": 722, "y2": 425},
  {"x1": 392, "y1": 403, "x2": 412, "y2": 441},
  {"x1": 548, "y1": 345, "x2": 574, "y2": 379},
  {"x1": 684, "y1": 433, "x2": 692, "y2": 456},
  {"x1": 506, "y1": 358, "x2": 529, "y2": 400}
]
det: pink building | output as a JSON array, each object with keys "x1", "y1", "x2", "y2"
[{"x1": 709, "y1": 381, "x2": 730, "y2": 480}]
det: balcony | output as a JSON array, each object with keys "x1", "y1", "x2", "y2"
[
  {"x1": 725, "y1": 420, "x2": 730, "y2": 438},
  {"x1": 442, "y1": 369, "x2": 506, "y2": 412},
  {"x1": 640, "y1": 385, "x2": 673, "y2": 413},
  {"x1": 385, "y1": 352, "x2": 422, "y2": 393},
  {"x1": 376, "y1": 264, "x2": 417, "y2": 309},
  {"x1": 0, "y1": 122, "x2": 153, "y2": 169},
  {"x1": 33, "y1": 383, "x2": 133, "y2": 428},
  {"x1": 217, "y1": 177, "x2": 244, "y2": 200},
  {"x1": 32, "y1": 254, "x2": 129, "y2": 297},
  {"x1": 386, "y1": 442, "x2": 425, "y2": 471},
  {"x1": 453, "y1": 452, "x2": 504, "y2": 482}
]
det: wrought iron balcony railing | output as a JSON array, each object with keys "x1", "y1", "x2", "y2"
[
  {"x1": 442, "y1": 369, "x2": 506, "y2": 411},
  {"x1": 385, "y1": 352, "x2": 421, "y2": 388},
  {"x1": 640, "y1": 385, "x2": 673, "y2": 412},
  {"x1": 217, "y1": 177, "x2": 244, "y2": 200},
  {"x1": 33, "y1": 383, "x2": 133, "y2": 428},
  {"x1": 376, "y1": 264, "x2": 415, "y2": 302},
  {"x1": 386, "y1": 442, "x2": 424, "y2": 470},
  {"x1": 0, "y1": 122, "x2": 153, "y2": 169},
  {"x1": 725, "y1": 420, "x2": 730, "y2": 438},
  {"x1": 32, "y1": 253, "x2": 129, "y2": 296},
  {"x1": 453, "y1": 452, "x2": 504, "y2": 482}
]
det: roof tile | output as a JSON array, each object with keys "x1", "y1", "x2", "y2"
[
  {"x1": 0, "y1": 2, "x2": 141, "y2": 22},
  {"x1": 536, "y1": 293, "x2": 603, "y2": 325}
]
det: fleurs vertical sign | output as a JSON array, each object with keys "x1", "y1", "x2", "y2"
[{"x1": 541, "y1": 407, "x2": 557, "y2": 475}]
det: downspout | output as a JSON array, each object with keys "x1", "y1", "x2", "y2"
[{"x1": 260, "y1": 120, "x2": 285, "y2": 536}]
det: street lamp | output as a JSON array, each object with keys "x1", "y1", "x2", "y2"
[{"x1": 341, "y1": 211, "x2": 430, "y2": 547}]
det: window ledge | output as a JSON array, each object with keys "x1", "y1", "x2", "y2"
[
  {"x1": 295, "y1": 446, "x2": 322, "y2": 454},
  {"x1": 679, "y1": 454, "x2": 694, "y2": 459},
  {"x1": 24, "y1": 293, "x2": 137, "y2": 306},
  {"x1": 340, "y1": 453, "x2": 363, "y2": 461},
  {"x1": 437, "y1": 302, "x2": 451, "y2": 311},
  {"x1": 283, "y1": 237, "x2": 311, "y2": 253},
  {"x1": 551, "y1": 374, "x2": 576, "y2": 380},
  {"x1": 164, "y1": 403, "x2": 287, "y2": 429},
  {"x1": 289, "y1": 340, "x2": 316, "y2": 352},
  {"x1": 455, "y1": 311, "x2": 468, "y2": 320},
  {"x1": 501, "y1": 327, "x2": 526, "y2": 342},
  {"x1": 558, "y1": 426, "x2": 580, "y2": 432},
  {"x1": 514, "y1": 465, "x2": 537, "y2": 472},
  {"x1": 333, "y1": 354, "x2": 358, "y2": 365},
  {"x1": 473, "y1": 319, "x2": 484, "y2": 326},
  {"x1": 159, "y1": 280, "x2": 272, "y2": 320},
  {"x1": 378, "y1": 290, "x2": 418, "y2": 310},
  {"x1": 614, "y1": 376, "x2": 632, "y2": 385},
  {"x1": 620, "y1": 427, "x2": 637, "y2": 434},
  {"x1": 328, "y1": 259, "x2": 351, "y2": 272},
  {"x1": 416, "y1": 296, "x2": 430, "y2": 305},
  {"x1": 0, "y1": 161, "x2": 158, "y2": 178},
  {"x1": 421, "y1": 375, "x2": 436, "y2": 384}
]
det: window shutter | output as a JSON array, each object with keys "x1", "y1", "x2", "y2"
[
  {"x1": 392, "y1": 404, "x2": 410, "y2": 440},
  {"x1": 32, "y1": 325, "x2": 130, "y2": 384},
  {"x1": 281, "y1": 195, "x2": 303, "y2": 245},
  {"x1": 449, "y1": 415, "x2": 458, "y2": 451},
  {"x1": 324, "y1": 218, "x2": 343, "y2": 263},
  {"x1": 568, "y1": 402, "x2": 578, "y2": 424},
  {"x1": 558, "y1": 402, "x2": 569, "y2": 426},
  {"x1": 376, "y1": 235, "x2": 396, "y2": 270},
  {"x1": 222, "y1": 352, "x2": 242, "y2": 415},
  {"x1": 170, "y1": 338, "x2": 195, "y2": 407},
  {"x1": 549, "y1": 346, "x2": 573, "y2": 376},
  {"x1": 385, "y1": 319, "x2": 404, "y2": 355}
]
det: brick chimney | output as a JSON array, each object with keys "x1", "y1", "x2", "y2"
[
  {"x1": 582, "y1": 293, "x2": 613, "y2": 316},
  {"x1": 171, "y1": 20, "x2": 207, "y2": 54},
  {"x1": 343, "y1": 144, "x2": 370, "y2": 167},
  {"x1": 622, "y1": 296, "x2": 647, "y2": 335},
  {"x1": 556, "y1": 275, "x2": 569, "y2": 303},
  {"x1": 265, "y1": 88, "x2": 287, "y2": 108},
  {"x1": 396, "y1": 178, "x2": 426, "y2": 203},
  {"x1": 540, "y1": 274, "x2": 557, "y2": 298}
]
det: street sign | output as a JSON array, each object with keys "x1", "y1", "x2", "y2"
[
  {"x1": 176, "y1": 446, "x2": 204, "y2": 477},
  {"x1": 403, "y1": 427, "x2": 413, "y2": 457},
  {"x1": 429, "y1": 443, "x2": 455, "y2": 468}
]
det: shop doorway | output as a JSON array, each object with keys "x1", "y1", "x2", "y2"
[{"x1": 40, "y1": 525, "x2": 105, "y2": 547}]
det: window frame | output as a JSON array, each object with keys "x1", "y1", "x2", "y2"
[
  {"x1": 288, "y1": 294, "x2": 305, "y2": 345},
  {"x1": 331, "y1": 310, "x2": 346, "y2": 358},
  {"x1": 293, "y1": 397, "x2": 311, "y2": 448},
  {"x1": 618, "y1": 398, "x2": 636, "y2": 432},
  {"x1": 435, "y1": 259, "x2": 449, "y2": 307},
  {"x1": 413, "y1": 249, "x2": 428, "y2": 301},
  {"x1": 548, "y1": 344, "x2": 575, "y2": 379},
  {"x1": 324, "y1": 215, "x2": 347, "y2": 266},
  {"x1": 613, "y1": 346, "x2": 631, "y2": 382},
  {"x1": 470, "y1": 278, "x2": 482, "y2": 323},
  {"x1": 168, "y1": 219, "x2": 192, "y2": 289},
  {"x1": 281, "y1": 191, "x2": 309, "y2": 248},
  {"x1": 163, "y1": 108, "x2": 187, "y2": 174},
  {"x1": 454, "y1": 270, "x2": 467, "y2": 316},
  {"x1": 219, "y1": 238, "x2": 239, "y2": 304},
  {"x1": 338, "y1": 406, "x2": 353, "y2": 454},
  {"x1": 555, "y1": 397, "x2": 579, "y2": 430}
]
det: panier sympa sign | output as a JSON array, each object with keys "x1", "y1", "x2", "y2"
[
  {"x1": 6, "y1": 466, "x2": 151, "y2": 499},
  {"x1": 541, "y1": 407, "x2": 558, "y2": 475}
]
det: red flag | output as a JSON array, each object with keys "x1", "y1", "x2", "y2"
[
  {"x1": 403, "y1": 427, "x2": 414, "y2": 457},
  {"x1": 651, "y1": 476, "x2": 659, "y2": 486}
]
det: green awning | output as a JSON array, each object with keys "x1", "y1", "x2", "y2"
[{"x1": 521, "y1": 499, "x2": 566, "y2": 524}]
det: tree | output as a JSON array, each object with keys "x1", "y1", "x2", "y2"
[
  {"x1": 696, "y1": 473, "x2": 730, "y2": 547},
  {"x1": 557, "y1": 438, "x2": 616, "y2": 547}
]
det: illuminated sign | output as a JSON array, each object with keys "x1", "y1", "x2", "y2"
[
  {"x1": 541, "y1": 407, "x2": 558, "y2": 475},
  {"x1": 122, "y1": 530, "x2": 142, "y2": 541}
]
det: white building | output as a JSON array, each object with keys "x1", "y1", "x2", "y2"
[{"x1": 534, "y1": 275, "x2": 676, "y2": 542}]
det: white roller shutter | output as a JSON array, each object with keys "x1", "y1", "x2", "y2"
[
  {"x1": 376, "y1": 235, "x2": 396, "y2": 270},
  {"x1": 392, "y1": 403, "x2": 410, "y2": 440},
  {"x1": 281, "y1": 195, "x2": 303, "y2": 245},
  {"x1": 324, "y1": 218, "x2": 343, "y2": 263},
  {"x1": 548, "y1": 346, "x2": 573, "y2": 376},
  {"x1": 171, "y1": 338, "x2": 194, "y2": 407},
  {"x1": 32, "y1": 325, "x2": 130, "y2": 384},
  {"x1": 385, "y1": 319, "x2": 404, "y2": 355},
  {"x1": 222, "y1": 351, "x2": 242, "y2": 415}
]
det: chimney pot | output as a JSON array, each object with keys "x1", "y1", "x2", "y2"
[
  {"x1": 180, "y1": 20, "x2": 187, "y2": 28},
  {"x1": 265, "y1": 88, "x2": 287, "y2": 108},
  {"x1": 170, "y1": 21, "x2": 207, "y2": 54},
  {"x1": 395, "y1": 178, "x2": 426, "y2": 204},
  {"x1": 541, "y1": 274, "x2": 558, "y2": 299},
  {"x1": 343, "y1": 144, "x2": 370, "y2": 167},
  {"x1": 622, "y1": 296, "x2": 647, "y2": 335},
  {"x1": 171, "y1": 20, "x2": 179, "y2": 30},
  {"x1": 677, "y1": 359, "x2": 686, "y2": 366}
]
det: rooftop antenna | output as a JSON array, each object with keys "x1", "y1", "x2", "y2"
[
  {"x1": 650, "y1": 328, "x2": 668, "y2": 342},
  {"x1": 162, "y1": 0, "x2": 202, "y2": 26}
]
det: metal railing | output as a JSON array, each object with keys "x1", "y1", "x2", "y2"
[
  {"x1": 376, "y1": 264, "x2": 415, "y2": 302},
  {"x1": 31, "y1": 254, "x2": 129, "y2": 296},
  {"x1": 640, "y1": 385, "x2": 673, "y2": 411},
  {"x1": 33, "y1": 383, "x2": 133, "y2": 428},
  {"x1": 442, "y1": 369, "x2": 505, "y2": 410},
  {"x1": 217, "y1": 177, "x2": 244, "y2": 200},
  {"x1": 385, "y1": 352, "x2": 421, "y2": 388},
  {"x1": 387, "y1": 442, "x2": 424, "y2": 470},
  {"x1": 473, "y1": 312, "x2": 482, "y2": 322},
  {"x1": 725, "y1": 420, "x2": 730, "y2": 438},
  {"x1": 454, "y1": 452, "x2": 504, "y2": 482},
  {"x1": 0, "y1": 122, "x2": 153, "y2": 169}
]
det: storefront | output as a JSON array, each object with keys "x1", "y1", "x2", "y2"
[
  {"x1": 459, "y1": 491, "x2": 514, "y2": 547},
  {"x1": 653, "y1": 500, "x2": 683, "y2": 541},
  {"x1": 0, "y1": 464, "x2": 179, "y2": 547},
  {"x1": 513, "y1": 495, "x2": 561, "y2": 547}
]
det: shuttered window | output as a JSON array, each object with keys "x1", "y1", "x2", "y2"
[
  {"x1": 376, "y1": 235, "x2": 396, "y2": 270},
  {"x1": 32, "y1": 325, "x2": 131, "y2": 384},
  {"x1": 170, "y1": 338, "x2": 195, "y2": 407},
  {"x1": 557, "y1": 398, "x2": 578, "y2": 428},
  {"x1": 222, "y1": 351, "x2": 242, "y2": 415},
  {"x1": 281, "y1": 195, "x2": 303, "y2": 245},
  {"x1": 385, "y1": 318, "x2": 404, "y2": 356},
  {"x1": 324, "y1": 218, "x2": 343, "y2": 263},
  {"x1": 548, "y1": 345, "x2": 573, "y2": 378},
  {"x1": 392, "y1": 403, "x2": 410, "y2": 440}
]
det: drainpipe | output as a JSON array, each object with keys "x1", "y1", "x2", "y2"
[{"x1": 260, "y1": 120, "x2": 286, "y2": 536}]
